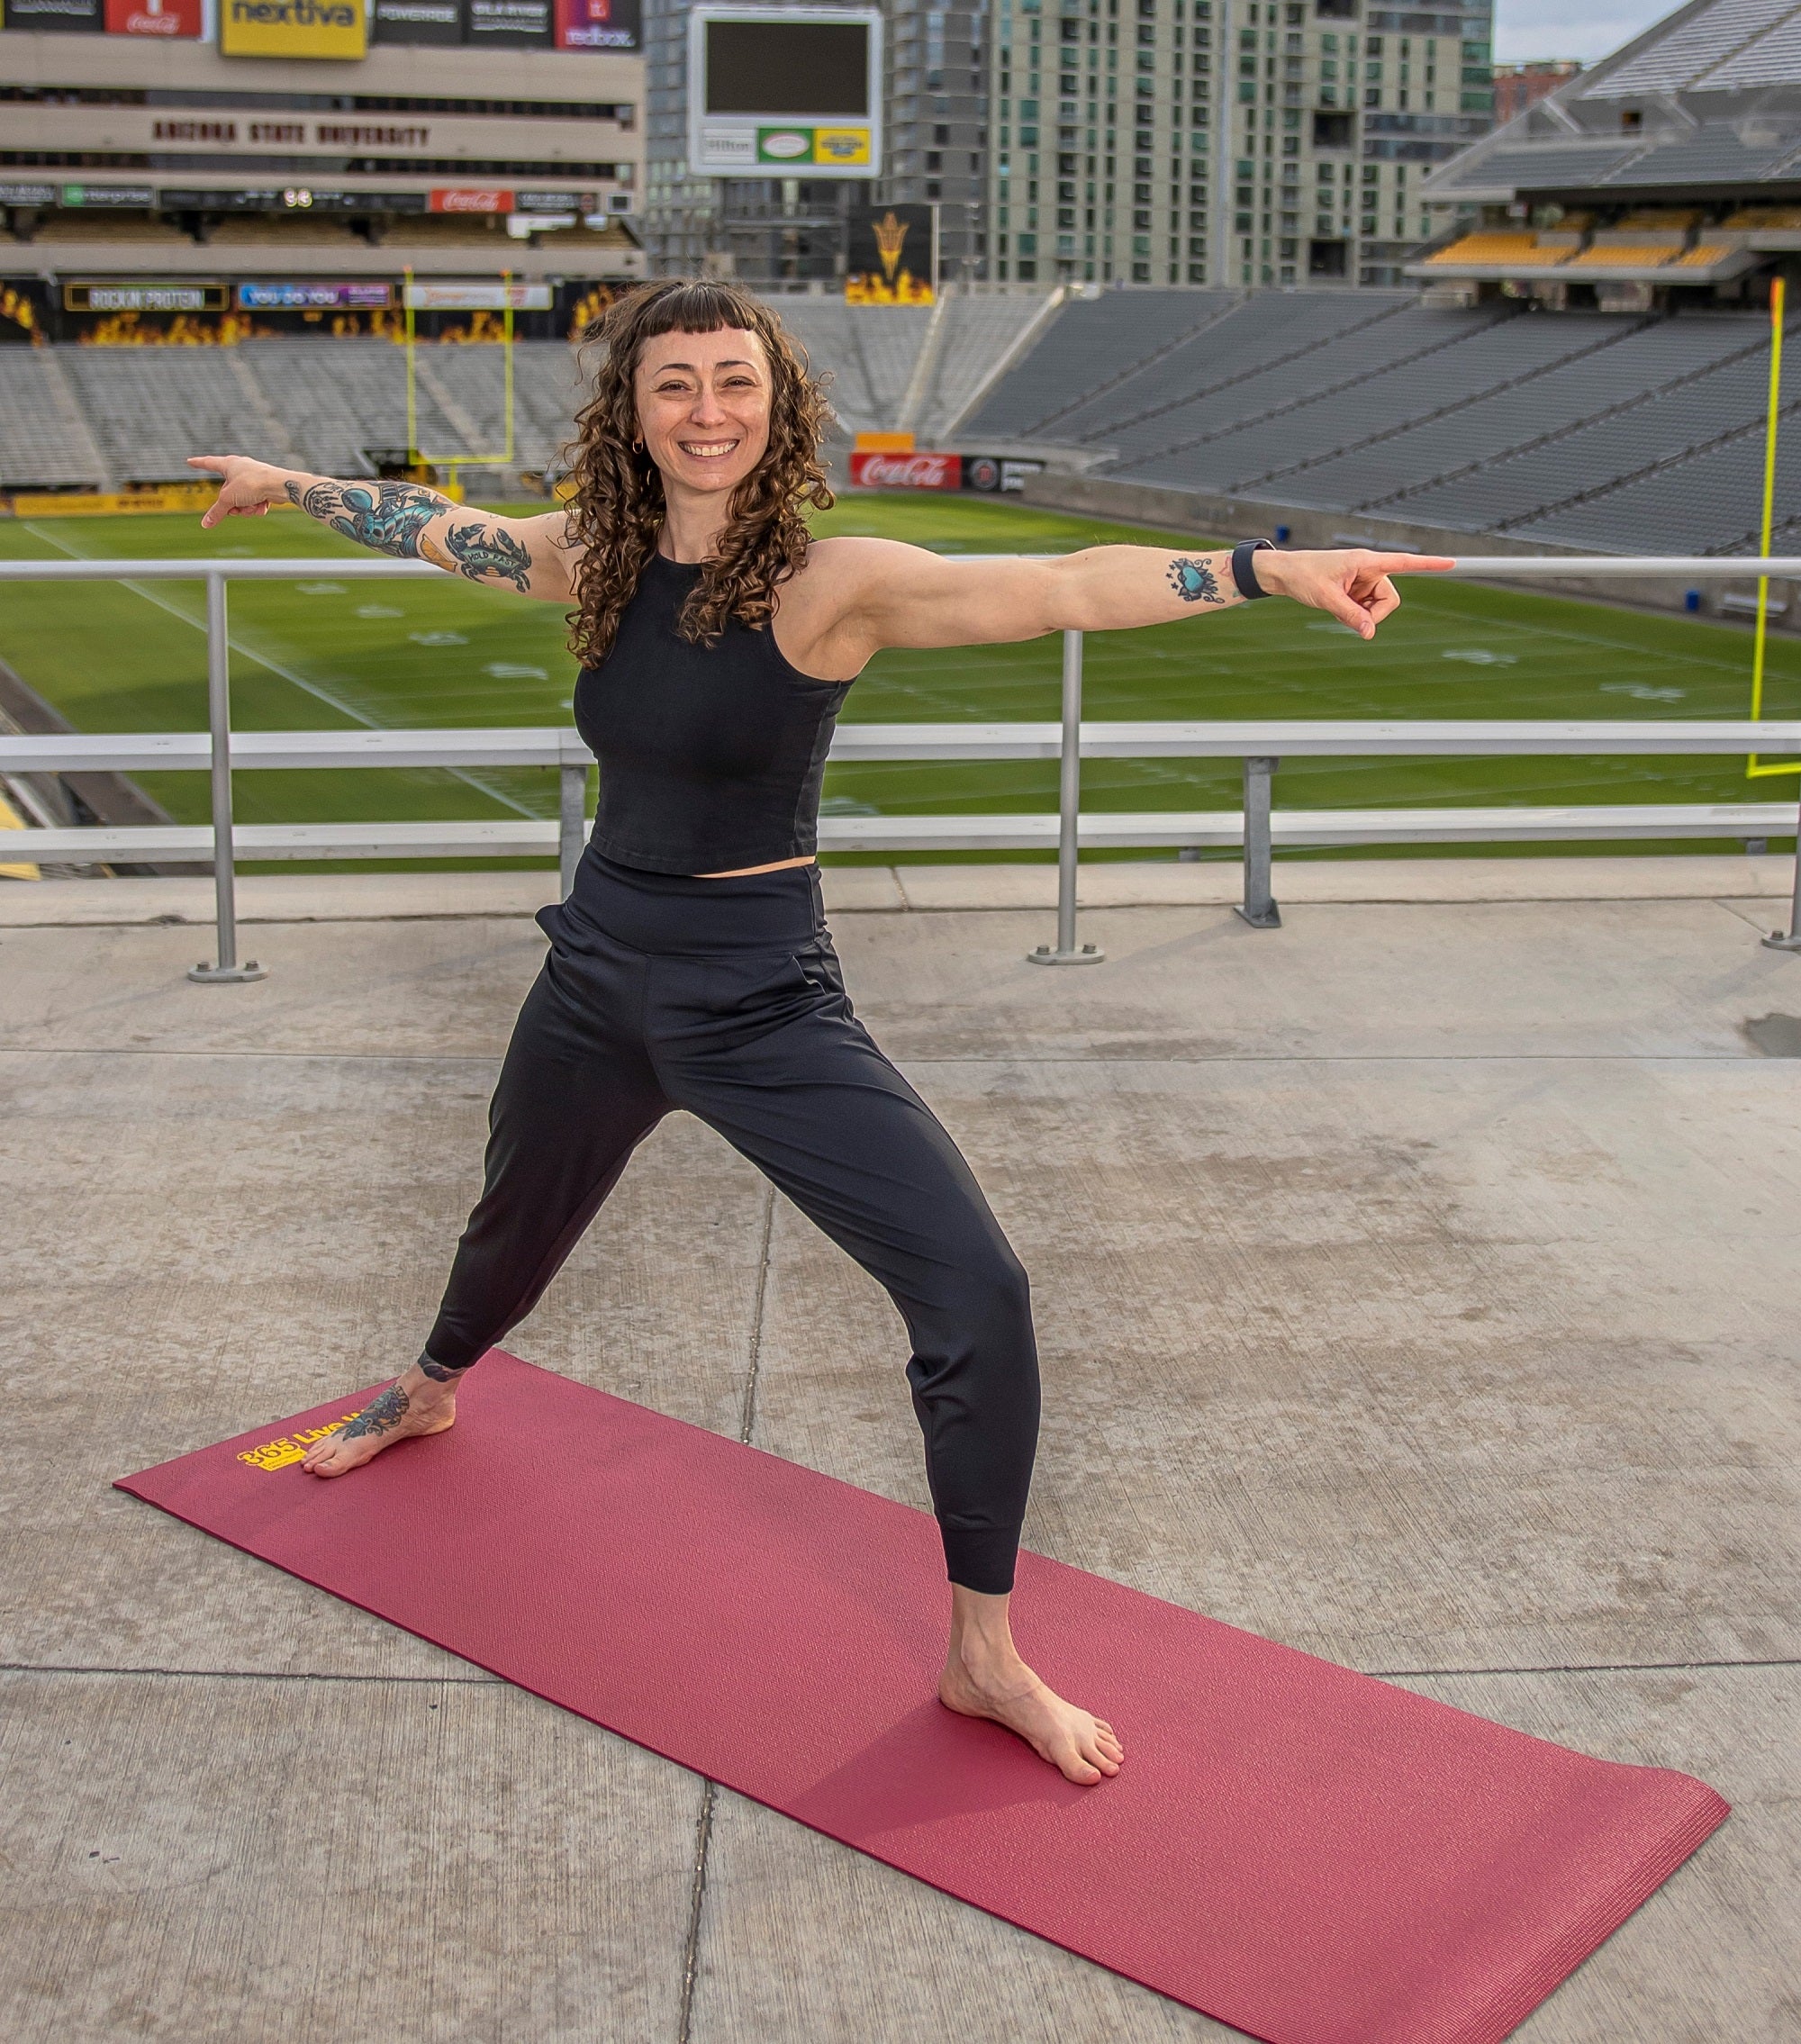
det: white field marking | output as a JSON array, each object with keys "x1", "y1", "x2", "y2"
[
  {"x1": 1600, "y1": 681, "x2": 1687, "y2": 702},
  {"x1": 409, "y1": 630, "x2": 469, "y2": 647},
  {"x1": 1442, "y1": 648, "x2": 1518, "y2": 665},
  {"x1": 819, "y1": 793, "x2": 882, "y2": 816},
  {"x1": 1307, "y1": 620, "x2": 1362, "y2": 636},
  {"x1": 21, "y1": 522, "x2": 542, "y2": 821},
  {"x1": 297, "y1": 582, "x2": 347, "y2": 595},
  {"x1": 357, "y1": 603, "x2": 405, "y2": 619},
  {"x1": 1422, "y1": 582, "x2": 1796, "y2": 683},
  {"x1": 484, "y1": 662, "x2": 550, "y2": 681}
]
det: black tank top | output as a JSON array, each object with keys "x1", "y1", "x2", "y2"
[{"x1": 572, "y1": 551, "x2": 853, "y2": 876}]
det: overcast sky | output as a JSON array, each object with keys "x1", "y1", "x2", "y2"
[{"x1": 1493, "y1": 0, "x2": 1679, "y2": 66}]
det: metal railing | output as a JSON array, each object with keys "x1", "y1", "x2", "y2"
[{"x1": 2, "y1": 553, "x2": 1799, "y2": 977}]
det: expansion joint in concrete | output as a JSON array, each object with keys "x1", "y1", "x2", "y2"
[
  {"x1": 674, "y1": 1780, "x2": 719, "y2": 2044},
  {"x1": 738, "y1": 1184, "x2": 776, "y2": 1449},
  {"x1": 1370, "y1": 1658, "x2": 1801, "y2": 1680}
]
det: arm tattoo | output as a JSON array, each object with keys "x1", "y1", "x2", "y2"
[
  {"x1": 442, "y1": 517, "x2": 534, "y2": 593},
  {"x1": 334, "y1": 1380, "x2": 411, "y2": 1442},
  {"x1": 285, "y1": 479, "x2": 445, "y2": 559},
  {"x1": 1167, "y1": 556, "x2": 1227, "y2": 605}
]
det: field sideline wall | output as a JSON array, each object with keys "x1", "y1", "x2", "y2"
[{"x1": 1018, "y1": 472, "x2": 1801, "y2": 631}]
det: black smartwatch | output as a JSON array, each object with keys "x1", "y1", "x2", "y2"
[{"x1": 1231, "y1": 537, "x2": 1275, "y2": 600}]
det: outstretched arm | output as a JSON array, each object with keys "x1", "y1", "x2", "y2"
[
  {"x1": 187, "y1": 456, "x2": 579, "y2": 603},
  {"x1": 798, "y1": 536, "x2": 1453, "y2": 671}
]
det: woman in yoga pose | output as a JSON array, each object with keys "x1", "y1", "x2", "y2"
[{"x1": 190, "y1": 278, "x2": 1444, "y2": 1786}]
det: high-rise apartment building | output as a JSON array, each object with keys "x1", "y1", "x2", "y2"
[
  {"x1": 987, "y1": 0, "x2": 1493, "y2": 288},
  {"x1": 879, "y1": 0, "x2": 989, "y2": 279},
  {"x1": 642, "y1": 0, "x2": 1493, "y2": 289}
]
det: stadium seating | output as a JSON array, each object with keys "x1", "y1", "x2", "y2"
[
  {"x1": 959, "y1": 287, "x2": 1793, "y2": 554},
  {"x1": 0, "y1": 350, "x2": 109, "y2": 490},
  {"x1": 956, "y1": 286, "x2": 1238, "y2": 439},
  {"x1": 3, "y1": 282, "x2": 1794, "y2": 556},
  {"x1": 1423, "y1": 231, "x2": 1554, "y2": 267}
]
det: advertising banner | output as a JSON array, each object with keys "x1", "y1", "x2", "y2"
[
  {"x1": 59, "y1": 182, "x2": 156, "y2": 206},
  {"x1": 963, "y1": 455, "x2": 1045, "y2": 493},
  {"x1": 466, "y1": 0, "x2": 550, "y2": 44},
  {"x1": 160, "y1": 187, "x2": 426, "y2": 213},
  {"x1": 220, "y1": 0, "x2": 366, "y2": 59},
  {"x1": 3, "y1": 0, "x2": 104, "y2": 28},
  {"x1": 373, "y1": 0, "x2": 462, "y2": 41},
  {"x1": 403, "y1": 281, "x2": 553, "y2": 311},
  {"x1": 846, "y1": 203, "x2": 935, "y2": 304},
  {"x1": 104, "y1": 0, "x2": 203, "y2": 34},
  {"x1": 64, "y1": 280, "x2": 230, "y2": 312},
  {"x1": 238, "y1": 281, "x2": 394, "y2": 310},
  {"x1": 0, "y1": 185, "x2": 59, "y2": 207},
  {"x1": 430, "y1": 186, "x2": 512, "y2": 213},
  {"x1": 515, "y1": 188, "x2": 597, "y2": 213},
  {"x1": 555, "y1": 0, "x2": 635, "y2": 50},
  {"x1": 847, "y1": 450, "x2": 960, "y2": 492}
]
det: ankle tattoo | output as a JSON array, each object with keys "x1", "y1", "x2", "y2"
[{"x1": 417, "y1": 1352, "x2": 461, "y2": 1384}]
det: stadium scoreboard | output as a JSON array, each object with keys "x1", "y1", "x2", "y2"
[{"x1": 687, "y1": 5, "x2": 881, "y2": 179}]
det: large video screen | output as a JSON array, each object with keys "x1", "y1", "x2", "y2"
[
  {"x1": 703, "y1": 19, "x2": 868, "y2": 115},
  {"x1": 688, "y1": 6, "x2": 880, "y2": 178}
]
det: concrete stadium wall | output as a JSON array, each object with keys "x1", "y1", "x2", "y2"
[{"x1": 1018, "y1": 470, "x2": 1801, "y2": 631}]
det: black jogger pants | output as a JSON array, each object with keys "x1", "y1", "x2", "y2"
[{"x1": 422, "y1": 849, "x2": 1041, "y2": 1595}]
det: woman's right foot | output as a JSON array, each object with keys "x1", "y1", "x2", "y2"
[{"x1": 301, "y1": 1366, "x2": 457, "y2": 1477}]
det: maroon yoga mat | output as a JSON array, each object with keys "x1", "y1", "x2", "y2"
[{"x1": 117, "y1": 1349, "x2": 1726, "y2": 2044}]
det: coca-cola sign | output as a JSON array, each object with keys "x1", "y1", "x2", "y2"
[{"x1": 847, "y1": 450, "x2": 962, "y2": 492}]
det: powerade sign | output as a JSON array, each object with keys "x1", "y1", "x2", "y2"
[{"x1": 220, "y1": 0, "x2": 366, "y2": 59}]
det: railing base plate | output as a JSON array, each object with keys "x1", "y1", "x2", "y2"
[
  {"x1": 1762, "y1": 931, "x2": 1801, "y2": 953},
  {"x1": 1027, "y1": 943, "x2": 1106, "y2": 966},
  {"x1": 1234, "y1": 904, "x2": 1283, "y2": 929},
  {"x1": 187, "y1": 961, "x2": 267, "y2": 984}
]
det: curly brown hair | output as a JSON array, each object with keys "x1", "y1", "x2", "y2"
[{"x1": 563, "y1": 278, "x2": 836, "y2": 665}]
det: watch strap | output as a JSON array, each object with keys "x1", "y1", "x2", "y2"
[{"x1": 1231, "y1": 537, "x2": 1275, "y2": 601}]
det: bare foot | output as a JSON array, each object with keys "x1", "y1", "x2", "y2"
[
  {"x1": 939, "y1": 1651, "x2": 1125, "y2": 1785},
  {"x1": 301, "y1": 1365, "x2": 456, "y2": 1477}
]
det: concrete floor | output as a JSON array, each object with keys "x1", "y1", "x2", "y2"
[{"x1": 1, "y1": 863, "x2": 1796, "y2": 2043}]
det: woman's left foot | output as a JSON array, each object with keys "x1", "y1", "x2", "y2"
[{"x1": 939, "y1": 1654, "x2": 1125, "y2": 1785}]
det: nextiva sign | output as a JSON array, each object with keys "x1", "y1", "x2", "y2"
[{"x1": 221, "y1": 0, "x2": 365, "y2": 59}]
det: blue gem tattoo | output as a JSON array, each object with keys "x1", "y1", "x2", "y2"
[{"x1": 1167, "y1": 556, "x2": 1224, "y2": 604}]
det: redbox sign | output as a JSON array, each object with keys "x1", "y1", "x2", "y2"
[{"x1": 847, "y1": 450, "x2": 961, "y2": 491}]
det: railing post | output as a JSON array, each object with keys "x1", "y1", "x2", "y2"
[
  {"x1": 1027, "y1": 628, "x2": 1104, "y2": 966},
  {"x1": 1764, "y1": 778, "x2": 1801, "y2": 952},
  {"x1": 1235, "y1": 755, "x2": 1281, "y2": 929},
  {"x1": 186, "y1": 572, "x2": 264, "y2": 985},
  {"x1": 558, "y1": 755, "x2": 588, "y2": 899}
]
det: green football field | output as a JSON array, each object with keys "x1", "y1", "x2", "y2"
[{"x1": 1, "y1": 492, "x2": 1796, "y2": 862}]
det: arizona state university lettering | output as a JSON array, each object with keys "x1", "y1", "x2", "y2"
[{"x1": 221, "y1": 0, "x2": 366, "y2": 59}]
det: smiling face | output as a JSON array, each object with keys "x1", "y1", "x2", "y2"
[{"x1": 632, "y1": 326, "x2": 774, "y2": 509}]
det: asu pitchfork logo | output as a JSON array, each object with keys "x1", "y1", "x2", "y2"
[{"x1": 237, "y1": 1408, "x2": 364, "y2": 1471}]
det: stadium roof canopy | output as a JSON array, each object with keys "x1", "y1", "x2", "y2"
[{"x1": 1424, "y1": 0, "x2": 1801, "y2": 206}]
